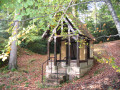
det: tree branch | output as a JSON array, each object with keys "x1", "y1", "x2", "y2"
[
  {"x1": 0, "y1": 0, "x2": 104, "y2": 22},
  {"x1": 95, "y1": 34, "x2": 119, "y2": 40}
]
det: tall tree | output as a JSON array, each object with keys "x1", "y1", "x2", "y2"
[
  {"x1": 0, "y1": 0, "x2": 72, "y2": 69},
  {"x1": 105, "y1": 0, "x2": 120, "y2": 37},
  {"x1": 8, "y1": 12, "x2": 19, "y2": 69}
]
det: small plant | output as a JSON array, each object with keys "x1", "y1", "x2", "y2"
[
  {"x1": 18, "y1": 77, "x2": 28, "y2": 84},
  {"x1": 94, "y1": 68, "x2": 105, "y2": 76},
  {"x1": 25, "y1": 82, "x2": 29, "y2": 87},
  {"x1": 9, "y1": 80, "x2": 15, "y2": 85},
  {"x1": 22, "y1": 70, "x2": 29, "y2": 73},
  {"x1": 94, "y1": 70, "x2": 100, "y2": 76},
  {"x1": 54, "y1": 85, "x2": 62, "y2": 88},
  {"x1": 29, "y1": 58, "x2": 36, "y2": 63},
  {"x1": 12, "y1": 87, "x2": 18, "y2": 90},
  {"x1": 80, "y1": 72, "x2": 89, "y2": 78},
  {"x1": 72, "y1": 82, "x2": 75, "y2": 85},
  {"x1": 65, "y1": 80, "x2": 70, "y2": 83},
  {"x1": 94, "y1": 56, "x2": 120, "y2": 73},
  {"x1": 35, "y1": 81, "x2": 47, "y2": 88},
  {"x1": 0, "y1": 66, "x2": 9, "y2": 73},
  {"x1": 6, "y1": 85, "x2": 10, "y2": 89},
  {"x1": 74, "y1": 76, "x2": 79, "y2": 81},
  {"x1": 43, "y1": 75, "x2": 46, "y2": 83},
  {"x1": 0, "y1": 84, "x2": 5, "y2": 89},
  {"x1": 11, "y1": 68, "x2": 17, "y2": 72}
]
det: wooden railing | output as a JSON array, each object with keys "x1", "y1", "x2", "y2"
[{"x1": 41, "y1": 57, "x2": 54, "y2": 83}]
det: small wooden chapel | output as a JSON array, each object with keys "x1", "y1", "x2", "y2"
[{"x1": 42, "y1": 12, "x2": 95, "y2": 85}]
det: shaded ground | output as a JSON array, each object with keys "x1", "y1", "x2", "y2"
[{"x1": 0, "y1": 40, "x2": 120, "y2": 90}]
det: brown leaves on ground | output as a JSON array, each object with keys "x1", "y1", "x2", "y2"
[{"x1": 0, "y1": 40, "x2": 120, "y2": 89}]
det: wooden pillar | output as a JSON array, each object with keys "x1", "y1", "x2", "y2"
[
  {"x1": 87, "y1": 40, "x2": 90, "y2": 59},
  {"x1": 85, "y1": 40, "x2": 87, "y2": 60},
  {"x1": 68, "y1": 36, "x2": 70, "y2": 66},
  {"x1": 59, "y1": 40, "x2": 61, "y2": 61},
  {"x1": 47, "y1": 41, "x2": 50, "y2": 65},
  {"x1": 68, "y1": 27, "x2": 71, "y2": 66},
  {"x1": 54, "y1": 36, "x2": 57, "y2": 66},
  {"x1": 77, "y1": 35, "x2": 80, "y2": 67}
]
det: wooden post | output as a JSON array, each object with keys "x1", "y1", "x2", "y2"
[
  {"x1": 68, "y1": 27, "x2": 71, "y2": 66},
  {"x1": 85, "y1": 40, "x2": 87, "y2": 60},
  {"x1": 54, "y1": 36, "x2": 57, "y2": 66},
  {"x1": 60, "y1": 40, "x2": 61, "y2": 61},
  {"x1": 77, "y1": 35, "x2": 80, "y2": 67},
  {"x1": 47, "y1": 41, "x2": 50, "y2": 65},
  {"x1": 87, "y1": 40, "x2": 90, "y2": 59},
  {"x1": 68, "y1": 36, "x2": 70, "y2": 66}
]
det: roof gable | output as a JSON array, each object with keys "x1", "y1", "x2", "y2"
[{"x1": 42, "y1": 13, "x2": 95, "y2": 41}]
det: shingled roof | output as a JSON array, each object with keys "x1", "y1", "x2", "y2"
[{"x1": 42, "y1": 13, "x2": 95, "y2": 40}]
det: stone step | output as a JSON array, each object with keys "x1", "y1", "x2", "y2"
[
  {"x1": 57, "y1": 68, "x2": 67, "y2": 73},
  {"x1": 49, "y1": 73, "x2": 66, "y2": 79},
  {"x1": 46, "y1": 78, "x2": 63, "y2": 84},
  {"x1": 70, "y1": 60, "x2": 77, "y2": 67},
  {"x1": 43, "y1": 82, "x2": 58, "y2": 87}
]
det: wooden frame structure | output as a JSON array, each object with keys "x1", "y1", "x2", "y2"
[{"x1": 42, "y1": 13, "x2": 95, "y2": 67}]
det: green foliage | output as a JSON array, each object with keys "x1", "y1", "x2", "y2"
[
  {"x1": 26, "y1": 39, "x2": 47, "y2": 54},
  {"x1": 6, "y1": 85, "x2": 10, "y2": 89},
  {"x1": 25, "y1": 82, "x2": 29, "y2": 87},
  {"x1": 0, "y1": 58, "x2": 9, "y2": 68},
  {"x1": 29, "y1": 59, "x2": 36, "y2": 63},
  {"x1": 85, "y1": 2, "x2": 120, "y2": 43},
  {"x1": 94, "y1": 68, "x2": 105, "y2": 76},
  {"x1": 0, "y1": 66, "x2": 8, "y2": 73},
  {"x1": 0, "y1": 84, "x2": 5, "y2": 90},
  {"x1": 0, "y1": 0, "x2": 71, "y2": 60},
  {"x1": 11, "y1": 68, "x2": 17, "y2": 72},
  {"x1": 94, "y1": 56, "x2": 120, "y2": 72}
]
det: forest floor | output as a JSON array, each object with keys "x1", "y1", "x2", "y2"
[{"x1": 0, "y1": 40, "x2": 120, "y2": 90}]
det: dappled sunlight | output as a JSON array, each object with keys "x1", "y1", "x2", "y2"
[{"x1": 94, "y1": 48, "x2": 105, "y2": 52}]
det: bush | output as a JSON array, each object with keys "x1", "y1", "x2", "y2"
[
  {"x1": 26, "y1": 39, "x2": 48, "y2": 54},
  {"x1": 0, "y1": 59, "x2": 9, "y2": 68}
]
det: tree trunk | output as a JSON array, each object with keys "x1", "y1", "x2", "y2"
[
  {"x1": 8, "y1": 13, "x2": 19, "y2": 70},
  {"x1": 105, "y1": 0, "x2": 120, "y2": 37}
]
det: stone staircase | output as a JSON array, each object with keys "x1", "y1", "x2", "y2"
[
  {"x1": 43, "y1": 67, "x2": 69, "y2": 87},
  {"x1": 43, "y1": 59, "x2": 94, "y2": 87}
]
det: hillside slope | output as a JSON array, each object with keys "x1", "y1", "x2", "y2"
[
  {"x1": 57, "y1": 40, "x2": 120, "y2": 90},
  {"x1": 0, "y1": 40, "x2": 120, "y2": 89}
]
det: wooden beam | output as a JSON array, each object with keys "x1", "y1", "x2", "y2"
[
  {"x1": 48, "y1": 26, "x2": 57, "y2": 42},
  {"x1": 64, "y1": 18, "x2": 76, "y2": 34},
  {"x1": 64, "y1": 15, "x2": 81, "y2": 35},
  {"x1": 54, "y1": 36, "x2": 57, "y2": 66},
  {"x1": 64, "y1": 18, "x2": 79, "y2": 41},
  {"x1": 42, "y1": 25, "x2": 50, "y2": 38}
]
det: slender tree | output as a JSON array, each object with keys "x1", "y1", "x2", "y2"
[{"x1": 8, "y1": 12, "x2": 19, "y2": 69}]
